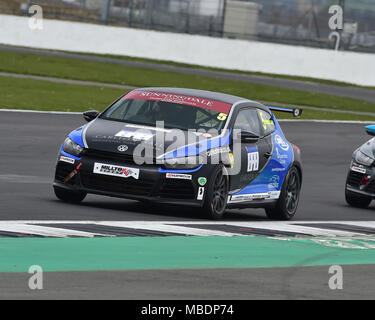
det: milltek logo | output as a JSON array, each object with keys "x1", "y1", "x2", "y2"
[
  {"x1": 117, "y1": 145, "x2": 128, "y2": 152},
  {"x1": 93, "y1": 163, "x2": 139, "y2": 179}
]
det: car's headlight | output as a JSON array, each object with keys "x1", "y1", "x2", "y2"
[
  {"x1": 354, "y1": 150, "x2": 374, "y2": 167},
  {"x1": 63, "y1": 137, "x2": 84, "y2": 157},
  {"x1": 161, "y1": 156, "x2": 202, "y2": 170}
]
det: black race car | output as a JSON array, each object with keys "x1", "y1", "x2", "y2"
[
  {"x1": 54, "y1": 88, "x2": 303, "y2": 219},
  {"x1": 346, "y1": 125, "x2": 375, "y2": 208}
]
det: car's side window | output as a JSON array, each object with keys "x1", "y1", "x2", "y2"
[
  {"x1": 257, "y1": 109, "x2": 275, "y2": 136},
  {"x1": 233, "y1": 108, "x2": 261, "y2": 136}
]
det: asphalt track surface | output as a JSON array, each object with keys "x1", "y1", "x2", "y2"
[
  {"x1": 2, "y1": 111, "x2": 375, "y2": 299},
  {"x1": 1, "y1": 45, "x2": 375, "y2": 104},
  {"x1": 1, "y1": 111, "x2": 375, "y2": 222},
  {"x1": 1, "y1": 265, "x2": 375, "y2": 299}
]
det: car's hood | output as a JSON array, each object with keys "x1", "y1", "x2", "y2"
[
  {"x1": 81, "y1": 118, "x2": 229, "y2": 159},
  {"x1": 359, "y1": 137, "x2": 375, "y2": 159}
]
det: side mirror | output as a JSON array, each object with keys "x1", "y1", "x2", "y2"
[
  {"x1": 240, "y1": 130, "x2": 259, "y2": 143},
  {"x1": 83, "y1": 110, "x2": 99, "y2": 122}
]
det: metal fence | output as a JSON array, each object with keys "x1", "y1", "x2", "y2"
[{"x1": 1, "y1": 0, "x2": 375, "y2": 53}]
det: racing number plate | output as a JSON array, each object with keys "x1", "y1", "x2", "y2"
[{"x1": 93, "y1": 162, "x2": 140, "y2": 179}]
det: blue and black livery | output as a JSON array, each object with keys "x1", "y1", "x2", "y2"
[{"x1": 53, "y1": 87, "x2": 302, "y2": 220}]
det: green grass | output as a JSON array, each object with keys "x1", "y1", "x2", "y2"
[
  {"x1": 1, "y1": 76, "x2": 375, "y2": 122},
  {"x1": 0, "y1": 76, "x2": 128, "y2": 112},
  {"x1": 1, "y1": 50, "x2": 375, "y2": 114}
]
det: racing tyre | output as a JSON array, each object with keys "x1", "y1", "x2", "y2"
[
  {"x1": 54, "y1": 186, "x2": 87, "y2": 203},
  {"x1": 345, "y1": 189, "x2": 372, "y2": 208},
  {"x1": 202, "y1": 165, "x2": 229, "y2": 220},
  {"x1": 266, "y1": 166, "x2": 301, "y2": 220}
]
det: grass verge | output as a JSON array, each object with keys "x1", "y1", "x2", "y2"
[
  {"x1": 1, "y1": 76, "x2": 375, "y2": 122},
  {"x1": 0, "y1": 76, "x2": 128, "y2": 112},
  {"x1": 0, "y1": 50, "x2": 375, "y2": 114}
]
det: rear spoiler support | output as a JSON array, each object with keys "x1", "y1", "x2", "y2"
[{"x1": 267, "y1": 106, "x2": 303, "y2": 117}]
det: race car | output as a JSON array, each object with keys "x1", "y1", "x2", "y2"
[
  {"x1": 345, "y1": 125, "x2": 375, "y2": 208},
  {"x1": 53, "y1": 88, "x2": 303, "y2": 220}
]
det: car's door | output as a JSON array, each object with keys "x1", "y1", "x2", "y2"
[{"x1": 229, "y1": 107, "x2": 272, "y2": 192}]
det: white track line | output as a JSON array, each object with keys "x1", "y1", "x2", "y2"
[{"x1": 0, "y1": 109, "x2": 81, "y2": 115}]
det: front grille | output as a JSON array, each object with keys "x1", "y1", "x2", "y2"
[
  {"x1": 159, "y1": 179, "x2": 195, "y2": 199},
  {"x1": 347, "y1": 171, "x2": 364, "y2": 187},
  {"x1": 84, "y1": 149, "x2": 154, "y2": 166},
  {"x1": 80, "y1": 172, "x2": 154, "y2": 196},
  {"x1": 55, "y1": 162, "x2": 76, "y2": 185}
]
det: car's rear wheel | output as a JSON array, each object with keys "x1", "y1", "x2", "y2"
[
  {"x1": 266, "y1": 166, "x2": 301, "y2": 220},
  {"x1": 54, "y1": 186, "x2": 87, "y2": 203},
  {"x1": 202, "y1": 165, "x2": 229, "y2": 220},
  {"x1": 345, "y1": 189, "x2": 372, "y2": 208}
]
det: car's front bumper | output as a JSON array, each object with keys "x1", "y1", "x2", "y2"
[
  {"x1": 345, "y1": 162, "x2": 375, "y2": 198},
  {"x1": 54, "y1": 150, "x2": 211, "y2": 207}
]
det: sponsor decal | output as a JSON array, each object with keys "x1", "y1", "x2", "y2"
[
  {"x1": 117, "y1": 145, "x2": 128, "y2": 152},
  {"x1": 229, "y1": 191, "x2": 280, "y2": 203},
  {"x1": 93, "y1": 163, "x2": 139, "y2": 179},
  {"x1": 115, "y1": 130, "x2": 154, "y2": 141},
  {"x1": 166, "y1": 173, "x2": 192, "y2": 180},
  {"x1": 59, "y1": 156, "x2": 75, "y2": 164},
  {"x1": 268, "y1": 191, "x2": 281, "y2": 199},
  {"x1": 276, "y1": 147, "x2": 288, "y2": 160},
  {"x1": 268, "y1": 175, "x2": 280, "y2": 189},
  {"x1": 217, "y1": 113, "x2": 228, "y2": 121},
  {"x1": 122, "y1": 91, "x2": 232, "y2": 114},
  {"x1": 351, "y1": 166, "x2": 366, "y2": 174},
  {"x1": 275, "y1": 135, "x2": 289, "y2": 151},
  {"x1": 259, "y1": 111, "x2": 274, "y2": 130},
  {"x1": 272, "y1": 167, "x2": 286, "y2": 172},
  {"x1": 247, "y1": 147, "x2": 259, "y2": 172},
  {"x1": 207, "y1": 146, "x2": 230, "y2": 157},
  {"x1": 197, "y1": 187, "x2": 205, "y2": 200},
  {"x1": 198, "y1": 177, "x2": 207, "y2": 186},
  {"x1": 229, "y1": 153, "x2": 234, "y2": 168}
]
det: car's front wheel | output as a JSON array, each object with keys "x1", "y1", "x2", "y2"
[
  {"x1": 54, "y1": 186, "x2": 87, "y2": 204},
  {"x1": 202, "y1": 165, "x2": 229, "y2": 220},
  {"x1": 266, "y1": 166, "x2": 301, "y2": 220},
  {"x1": 345, "y1": 189, "x2": 372, "y2": 208}
]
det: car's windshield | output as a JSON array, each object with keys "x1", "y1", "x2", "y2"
[{"x1": 100, "y1": 91, "x2": 232, "y2": 133}]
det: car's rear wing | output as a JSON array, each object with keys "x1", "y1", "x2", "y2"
[{"x1": 267, "y1": 106, "x2": 303, "y2": 117}]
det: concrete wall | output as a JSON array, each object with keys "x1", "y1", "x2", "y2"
[{"x1": 0, "y1": 14, "x2": 374, "y2": 87}]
